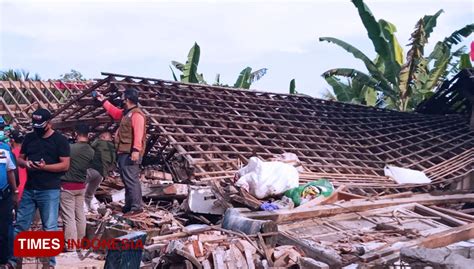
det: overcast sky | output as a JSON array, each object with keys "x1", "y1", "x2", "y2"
[{"x1": 0, "y1": 0, "x2": 472, "y2": 97}]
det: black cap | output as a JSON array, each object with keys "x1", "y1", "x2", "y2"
[
  {"x1": 123, "y1": 88, "x2": 139, "y2": 104},
  {"x1": 32, "y1": 108, "x2": 52, "y2": 128}
]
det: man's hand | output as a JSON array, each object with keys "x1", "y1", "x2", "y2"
[
  {"x1": 96, "y1": 92, "x2": 106, "y2": 102},
  {"x1": 131, "y1": 151, "x2": 140, "y2": 163},
  {"x1": 30, "y1": 159, "x2": 46, "y2": 170}
]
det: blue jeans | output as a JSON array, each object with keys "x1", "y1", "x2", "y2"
[{"x1": 10, "y1": 189, "x2": 60, "y2": 266}]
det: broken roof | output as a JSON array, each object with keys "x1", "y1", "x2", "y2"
[
  {"x1": 0, "y1": 79, "x2": 90, "y2": 130},
  {"x1": 51, "y1": 72, "x2": 474, "y2": 194}
]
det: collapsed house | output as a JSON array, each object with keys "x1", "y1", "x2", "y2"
[{"x1": 1, "y1": 70, "x2": 473, "y2": 268}]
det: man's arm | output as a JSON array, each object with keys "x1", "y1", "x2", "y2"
[
  {"x1": 131, "y1": 113, "x2": 145, "y2": 153},
  {"x1": 40, "y1": 157, "x2": 70, "y2": 172},
  {"x1": 130, "y1": 113, "x2": 145, "y2": 162},
  {"x1": 17, "y1": 153, "x2": 29, "y2": 168},
  {"x1": 7, "y1": 170, "x2": 17, "y2": 192},
  {"x1": 103, "y1": 101, "x2": 123, "y2": 121},
  {"x1": 6, "y1": 152, "x2": 18, "y2": 208}
]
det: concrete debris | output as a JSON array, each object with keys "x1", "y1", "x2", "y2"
[
  {"x1": 185, "y1": 185, "x2": 226, "y2": 215},
  {"x1": 400, "y1": 246, "x2": 474, "y2": 269}
]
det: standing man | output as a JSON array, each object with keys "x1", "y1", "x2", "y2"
[
  {"x1": 96, "y1": 88, "x2": 146, "y2": 216},
  {"x1": 0, "y1": 136, "x2": 18, "y2": 267},
  {"x1": 84, "y1": 131, "x2": 116, "y2": 213},
  {"x1": 60, "y1": 125, "x2": 94, "y2": 250},
  {"x1": 9, "y1": 109, "x2": 70, "y2": 268}
]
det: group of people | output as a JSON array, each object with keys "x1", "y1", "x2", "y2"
[{"x1": 0, "y1": 88, "x2": 147, "y2": 269}]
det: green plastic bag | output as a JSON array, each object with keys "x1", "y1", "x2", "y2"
[{"x1": 284, "y1": 179, "x2": 334, "y2": 206}]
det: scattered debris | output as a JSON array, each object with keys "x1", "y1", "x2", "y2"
[{"x1": 7, "y1": 71, "x2": 473, "y2": 268}]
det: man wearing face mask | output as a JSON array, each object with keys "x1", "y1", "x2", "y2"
[
  {"x1": 8, "y1": 109, "x2": 70, "y2": 268},
  {"x1": 96, "y1": 88, "x2": 146, "y2": 217}
]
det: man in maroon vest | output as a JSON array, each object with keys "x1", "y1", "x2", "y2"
[{"x1": 97, "y1": 88, "x2": 146, "y2": 216}]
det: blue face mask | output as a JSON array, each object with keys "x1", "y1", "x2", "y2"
[{"x1": 0, "y1": 130, "x2": 5, "y2": 141}]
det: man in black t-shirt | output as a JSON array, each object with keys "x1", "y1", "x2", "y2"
[{"x1": 8, "y1": 109, "x2": 70, "y2": 268}]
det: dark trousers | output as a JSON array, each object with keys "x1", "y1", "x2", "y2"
[
  {"x1": 0, "y1": 189, "x2": 13, "y2": 264},
  {"x1": 117, "y1": 154, "x2": 142, "y2": 212}
]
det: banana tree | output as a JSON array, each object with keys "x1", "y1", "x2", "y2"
[
  {"x1": 234, "y1": 67, "x2": 268, "y2": 89},
  {"x1": 170, "y1": 42, "x2": 206, "y2": 84},
  {"x1": 321, "y1": 0, "x2": 473, "y2": 111}
]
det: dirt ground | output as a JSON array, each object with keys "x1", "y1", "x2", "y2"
[{"x1": 18, "y1": 252, "x2": 104, "y2": 269}]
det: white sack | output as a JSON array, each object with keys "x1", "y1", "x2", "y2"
[
  {"x1": 236, "y1": 157, "x2": 299, "y2": 199},
  {"x1": 384, "y1": 165, "x2": 431, "y2": 184}
]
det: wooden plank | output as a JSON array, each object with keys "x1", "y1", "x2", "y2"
[
  {"x1": 243, "y1": 193, "x2": 474, "y2": 222},
  {"x1": 414, "y1": 204, "x2": 467, "y2": 227},
  {"x1": 429, "y1": 205, "x2": 474, "y2": 222},
  {"x1": 419, "y1": 222, "x2": 474, "y2": 248},
  {"x1": 213, "y1": 247, "x2": 227, "y2": 269},
  {"x1": 236, "y1": 239, "x2": 256, "y2": 269},
  {"x1": 277, "y1": 233, "x2": 342, "y2": 269},
  {"x1": 360, "y1": 223, "x2": 474, "y2": 263}
]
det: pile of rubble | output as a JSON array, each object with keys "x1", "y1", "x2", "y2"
[
  {"x1": 4, "y1": 71, "x2": 473, "y2": 268},
  {"x1": 80, "y1": 155, "x2": 474, "y2": 269}
]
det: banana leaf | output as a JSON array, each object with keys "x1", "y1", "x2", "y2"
[
  {"x1": 289, "y1": 79, "x2": 297, "y2": 94},
  {"x1": 181, "y1": 43, "x2": 201, "y2": 83},
  {"x1": 171, "y1": 61, "x2": 185, "y2": 71},
  {"x1": 323, "y1": 68, "x2": 397, "y2": 100},
  {"x1": 459, "y1": 53, "x2": 472, "y2": 69},
  {"x1": 399, "y1": 19, "x2": 427, "y2": 99},
  {"x1": 422, "y1": 9, "x2": 443, "y2": 40},
  {"x1": 424, "y1": 45, "x2": 451, "y2": 91},
  {"x1": 443, "y1": 24, "x2": 474, "y2": 48},
  {"x1": 324, "y1": 76, "x2": 355, "y2": 102},
  {"x1": 351, "y1": 0, "x2": 399, "y2": 85},
  {"x1": 379, "y1": 20, "x2": 404, "y2": 66},
  {"x1": 319, "y1": 37, "x2": 393, "y2": 93},
  {"x1": 169, "y1": 66, "x2": 178, "y2": 81},
  {"x1": 234, "y1": 67, "x2": 252, "y2": 89},
  {"x1": 250, "y1": 68, "x2": 268, "y2": 84}
]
